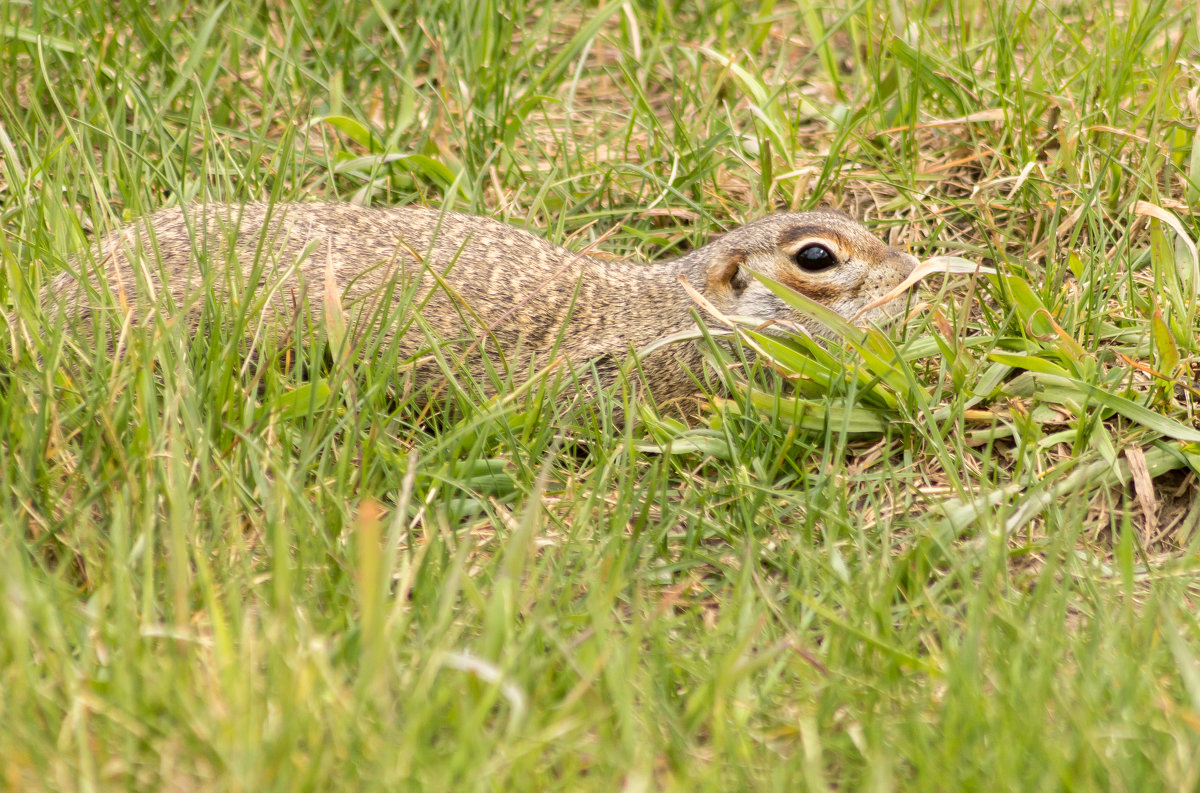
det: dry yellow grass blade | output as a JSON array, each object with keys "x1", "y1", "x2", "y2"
[
  {"x1": 1133, "y1": 200, "x2": 1198, "y2": 271},
  {"x1": 851, "y1": 256, "x2": 995, "y2": 322}
]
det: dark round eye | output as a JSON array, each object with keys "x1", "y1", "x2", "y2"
[{"x1": 795, "y1": 243, "x2": 837, "y2": 272}]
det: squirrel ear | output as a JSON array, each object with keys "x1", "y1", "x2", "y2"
[{"x1": 707, "y1": 251, "x2": 751, "y2": 295}]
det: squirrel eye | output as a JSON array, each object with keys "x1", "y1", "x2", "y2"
[{"x1": 795, "y1": 243, "x2": 837, "y2": 272}]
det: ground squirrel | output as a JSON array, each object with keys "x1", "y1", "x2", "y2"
[{"x1": 46, "y1": 203, "x2": 918, "y2": 404}]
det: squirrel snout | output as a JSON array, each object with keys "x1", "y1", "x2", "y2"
[{"x1": 888, "y1": 249, "x2": 920, "y2": 279}]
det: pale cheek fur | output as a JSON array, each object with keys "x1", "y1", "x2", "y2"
[{"x1": 731, "y1": 283, "x2": 791, "y2": 320}]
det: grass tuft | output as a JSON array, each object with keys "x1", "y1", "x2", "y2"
[{"x1": 2, "y1": 1, "x2": 1200, "y2": 790}]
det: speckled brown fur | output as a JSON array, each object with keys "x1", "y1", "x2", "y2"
[{"x1": 45, "y1": 203, "x2": 918, "y2": 405}]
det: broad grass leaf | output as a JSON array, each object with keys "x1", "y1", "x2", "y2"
[
  {"x1": 636, "y1": 422, "x2": 735, "y2": 460},
  {"x1": 257, "y1": 380, "x2": 332, "y2": 423},
  {"x1": 891, "y1": 37, "x2": 968, "y2": 113},
  {"x1": 1000, "y1": 273, "x2": 1058, "y2": 337},
  {"x1": 1033, "y1": 374, "x2": 1200, "y2": 443},
  {"x1": 1151, "y1": 305, "x2": 1181, "y2": 375},
  {"x1": 739, "y1": 328, "x2": 903, "y2": 410},
  {"x1": 752, "y1": 270, "x2": 864, "y2": 341},
  {"x1": 987, "y1": 352, "x2": 1072, "y2": 378},
  {"x1": 972, "y1": 361, "x2": 1015, "y2": 399},
  {"x1": 453, "y1": 458, "x2": 516, "y2": 496},
  {"x1": 335, "y1": 153, "x2": 461, "y2": 195},
  {"x1": 741, "y1": 329, "x2": 844, "y2": 395},
  {"x1": 311, "y1": 114, "x2": 384, "y2": 151},
  {"x1": 718, "y1": 390, "x2": 889, "y2": 435},
  {"x1": 749, "y1": 271, "x2": 923, "y2": 406}
]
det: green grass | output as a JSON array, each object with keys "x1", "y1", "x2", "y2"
[{"x1": 3, "y1": 0, "x2": 1200, "y2": 790}]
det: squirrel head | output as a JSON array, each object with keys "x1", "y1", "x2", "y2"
[{"x1": 699, "y1": 210, "x2": 919, "y2": 333}]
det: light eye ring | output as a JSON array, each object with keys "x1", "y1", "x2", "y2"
[{"x1": 795, "y1": 242, "x2": 838, "y2": 272}]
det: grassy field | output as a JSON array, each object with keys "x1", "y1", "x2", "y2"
[{"x1": 3, "y1": 0, "x2": 1200, "y2": 790}]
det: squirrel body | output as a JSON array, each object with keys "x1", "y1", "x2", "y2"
[{"x1": 48, "y1": 203, "x2": 918, "y2": 403}]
